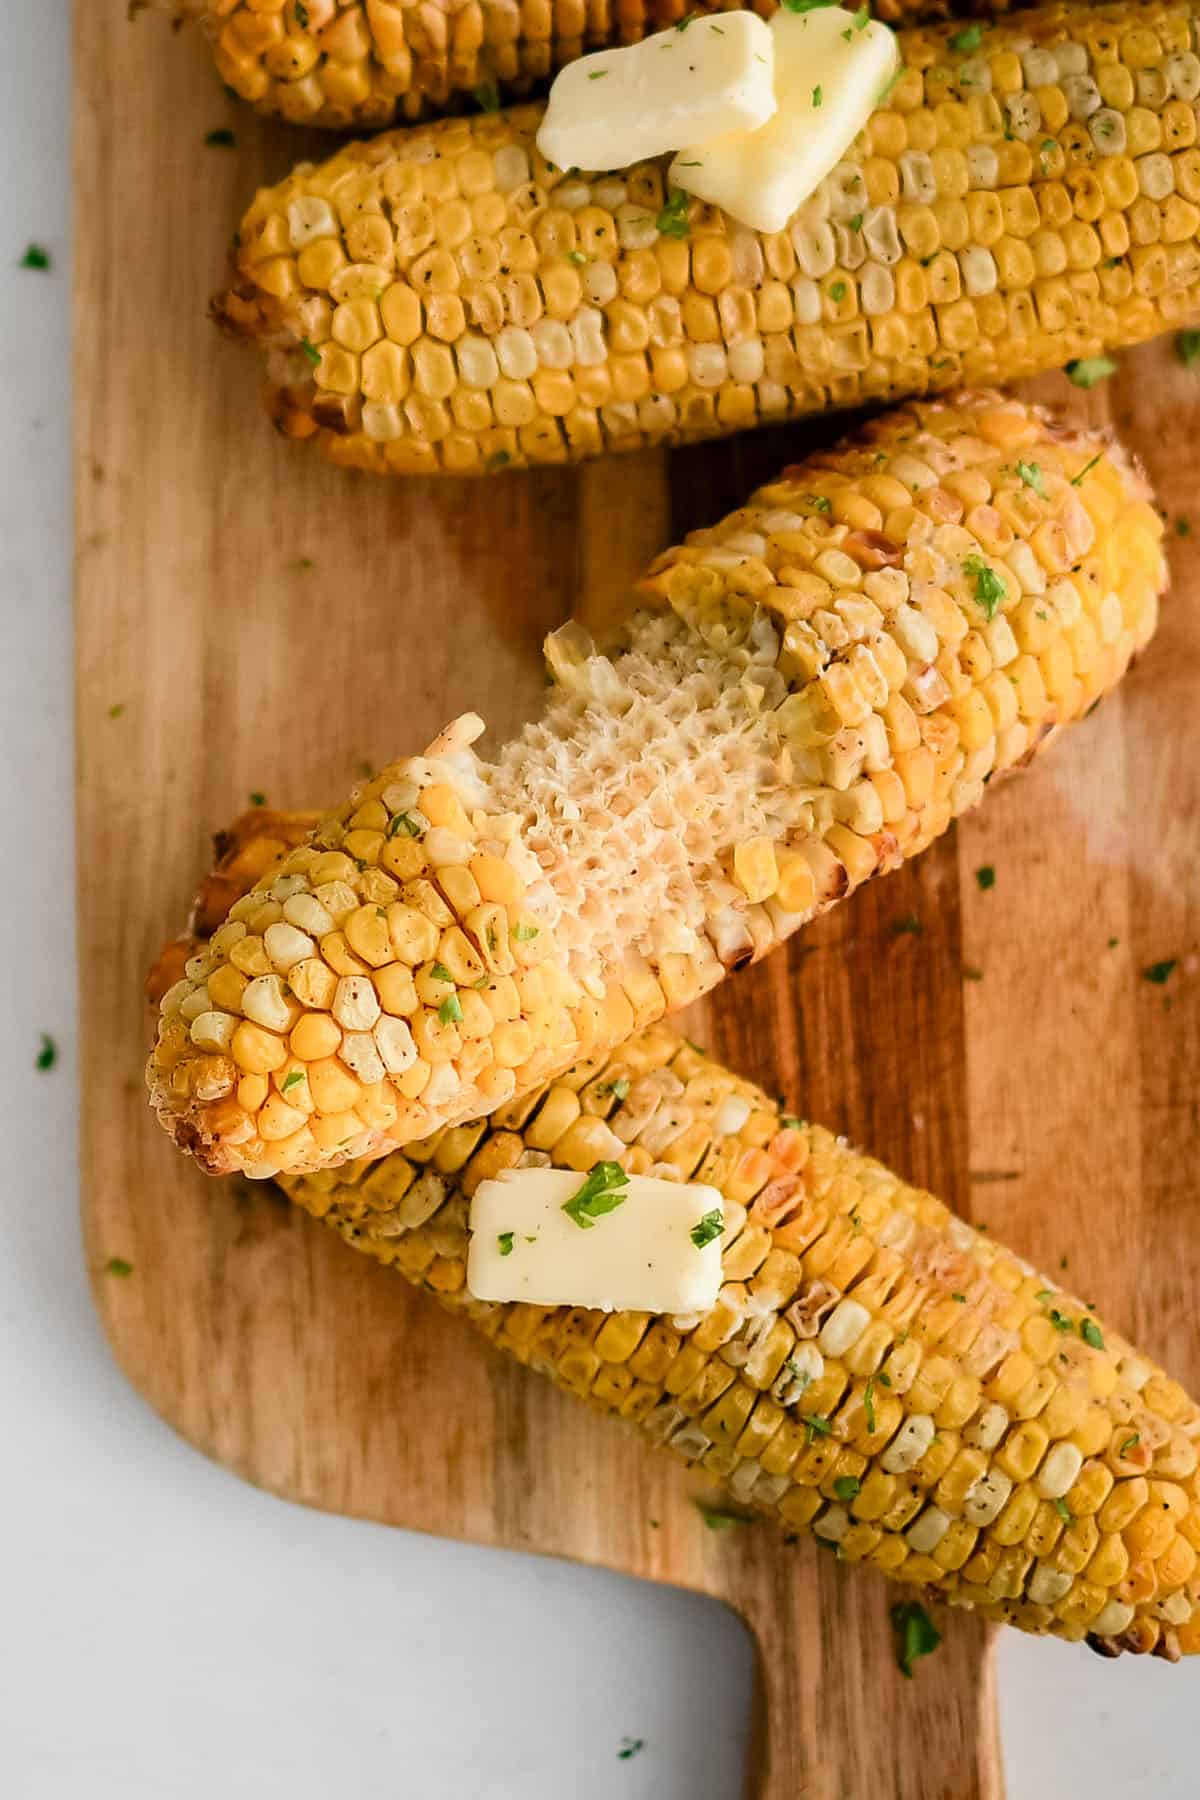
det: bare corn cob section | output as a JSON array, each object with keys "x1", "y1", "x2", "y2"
[
  {"x1": 144, "y1": 1, "x2": 1005, "y2": 132},
  {"x1": 153, "y1": 817, "x2": 1200, "y2": 1656},
  {"x1": 215, "y1": 0, "x2": 1200, "y2": 476},
  {"x1": 146, "y1": 394, "x2": 1165, "y2": 1178},
  {"x1": 280, "y1": 1026, "x2": 1200, "y2": 1658}
]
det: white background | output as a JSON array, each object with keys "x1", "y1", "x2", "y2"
[{"x1": 2, "y1": 3, "x2": 1194, "y2": 1793}]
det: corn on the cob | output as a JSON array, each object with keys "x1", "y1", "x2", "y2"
[
  {"x1": 146, "y1": 0, "x2": 1001, "y2": 132},
  {"x1": 153, "y1": 829, "x2": 1200, "y2": 1658},
  {"x1": 280, "y1": 1030, "x2": 1200, "y2": 1658},
  {"x1": 215, "y1": 0, "x2": 1200, "y2": 477},
  {"x1": 146, "y1": 392, "x2": 1165, "y2": 1179}
]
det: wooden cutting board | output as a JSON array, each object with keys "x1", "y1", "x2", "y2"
[{"x1": 74, "y1": 9, "x2": 1199, "y2": 1796}]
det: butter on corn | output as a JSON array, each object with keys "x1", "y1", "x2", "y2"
[
  {"x1": 670, "y1": 7, "x2": 900, "y2": 234},
  {"x1": 216, "y1": 0, "x2": 1200, "y2": 478},
  {"x1": 468, "y1": 1166, "x2": 725, "y2": 1311},
  {"x1": 537, "y1": 14, "x2": 777, "y2": 176},
  {"x1": 272, "y1": 1023, "x2": 1200, "y2": 1661},
  {"x1": 146, "y1": 395, "x2": 1166, "y2": 1180}
]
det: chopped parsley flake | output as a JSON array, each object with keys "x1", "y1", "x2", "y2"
[
  {"x1": 975, "y1": 865, "x2": 996, "y2": 891},
  {"x1": 388, "y1": 811, "x2": 422, "y2": 838},
  {"x1": 864, "y1": 1378, "x2": 878, "y2": 1434},
  {"x1": 587, "y1": 69, "x2": 608, "y2": 79},
  {"x1": 511, "y1": 921, "x2": 539, "y2": 941},
  {"x1": 1065, "y1": 355, "x2": 1116, "y2": 388},
  {"x1": 1143, "y1": 959, "x2": 1177, "y2": 985},
  {"x1": 1080, "y1": 1318, "x2": 1105, "y2": 1350},
  {"x1": 1070, "y1": 451, "x2": 1104, "y2": 487},
  {"x1": 1120, "y1": 1433, "x2": 1140, "y2": 1456},
  {"x1": 1048, "y1": 1309, "x2": 1073, "y2": 1334},
  {"x1": 812, "y1": 85, "x2": 823, "y2": 108},
  {"x1": 784, "y1": 1357, "x2": 813, "y2": 1393},
  {"x1": 566, "y1": 250, "x2": 586, "y2": 265},
  {"x1": 891, "y1": 914, "x2": 923, "y2": 937},
  {"x1": 1177, "y1": 329, "x2": 1200, "y2": 368},
  {"x1": 281, "y1": 1070, "x2": 306, "y2": 1094},
  {"x1": 473, "y1": 82, "x2": 500, "y2": 112},
  {"x1": 430, "y1": 963, "x2": 453, "y2": 983},
  {"x1": 1034, "y1": 1288, "x2": 1053, "y2": 1302},
  {"x1": 485, "y1": 450, "x2": 511, "y2": 471},
  {"x1": 497, "y1": 1231, "x2": 515, "y2": 1257},
  {"x1": 20, "y1": 243, "x2": 52, "y2": 270},
  {"x1": 949, "y1": 24, "x2": 983, "y2": 50},
  {"x1": 854, "y1": 4, "x2": 869, "y2": 26},
  {"x1": 781, "y1": 0, "x2": 840, "y2": 10},
  {"x1": 951, "y1": 1292, "x2": 967, "y2": 1304},
  {"x1": 299, "y1": 338, "x2": 322, "y2": 367},
  {"x1": 563, "y1": 1160, "x2": 629, "y2": 1229},
  {"x1": 437, "y1": 994, "x2": 464, "y2": 1025},
  {"x1": 876, "y1": 66, "x2": 904, "y2": 106},
  {"x1": 36, "y1": 1033, "x2": 58, "y2": 1071},
  {"x1": 604, "y1": 1077, "x2": 631, "y2": 1101},
  {"x1": 781, "y1": 1116, "x2": 805, "y2": 1131},
  {"x1": 804, "y1": 1414, "x2": 834, "y2": 1444},
  {"x1": 617, "y1": 1738, "x2": 645, "y2": 1761},
  {"x1": 962, "y1": 964, "x2": 984, "y2": 982},
  {"x1": 1053, "y1": 1498, "x2": 1073, "y2": 1524},
  {"x1": 656, "y1": 189, "x2": 690, "y2": 239},
  {"x1": 829, "y1": 280, "x2": 847, "y2": 303},
  {"x1": 964, "y1": 554, "x2": 1006, "y2": 618},
  {"x1": 1017, "y1": 460, "x2": 1046, "y2": 497},
  {"x1": 892, "y1": 1601, "x2": 941, "y2": 1678},
  {"x1": 249, "y1": 791, "x2": 266, "y2": 807},
  {"x1": 849, "y1": 213, "x2": 864, "y2": 231},
  {"x1": 205, "y1": 128, "x2": 236, "y2": 148},
  {"x1": 105, "y1": 1257, "x2": 134, "y2": 1278},
  {"x1": 696, "y1": 1500, "x2": 749, "y2": 1530},
  {"x1": 1177, "y1": 517, "x2": 1192, "y2": 537},
  {"x1": 690, "y1": 1208, "x2": 724, "y2": 1250},
  {"x1": 108, "y1": 703, "x2": 125, "y2": 719},
  {"x1": 833, "y1": 1475, "x2": 861, "y2": 1502}
]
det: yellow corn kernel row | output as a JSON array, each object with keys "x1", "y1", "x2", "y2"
[
  {"x1": 275, "y1": 1025, "x2": 1200, "y2": 1657},
  {"x1": 145, "y1": 392, "x2": 1165, "y2": 1180},
  {"x1": 216, "y1": 0, "x2": 1200, "y2": 477},
  {"x1": 146, "y1": 0, "x2": 1000, "y2": 132}
]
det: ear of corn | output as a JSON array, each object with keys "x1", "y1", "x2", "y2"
[
  {"x1": 217, "y1": 0, "x2": 1200, "y2": 476},
  {"x1": 275, "y1": 1025, "x2": 1200, "y2": 1659},
  {"x1": 146, "y1": 393, "x2": 1165, "y2": 1179},
  {"x1": 147, "y1": 0, "x2": 1005, "y2": 132}
]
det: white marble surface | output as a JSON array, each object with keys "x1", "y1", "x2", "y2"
[{"x1": 2, "y1": 3, "x2": 1194, "y2": 1793}]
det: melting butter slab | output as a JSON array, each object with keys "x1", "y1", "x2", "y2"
[
  {"x1": 536, "y1": 12, "x2": 777, "y2": 175},
  {"x1": 670, "y1": 7, "x2": 900, "y2": 234},
  {"x1": 468, "y1": 1167, "x2": 725, "y2": 1314}
]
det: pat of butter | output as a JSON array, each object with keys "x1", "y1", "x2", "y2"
[
  {"x1": 669, "y1": 7, "x2": 900, "y2": 236},
  {"x1": 536, "y1": 13, "x2": 777, "y2": 175},
  {"x1": 468, "y1": 1168, "x2": 725, "y2": 1314}
]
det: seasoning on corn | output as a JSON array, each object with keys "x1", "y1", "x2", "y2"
[
  {"x1": 215, "y1": 0, "x2": 1200, "y2": 477},
  {"x1": 142, "y1": 0, "x2": 991, "y2": 132},
  {"x1": 146, "y1": 393, "x2": 1165, "y2": 1180}
]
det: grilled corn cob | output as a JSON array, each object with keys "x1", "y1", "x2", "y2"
[
  {"x1": 215, "y1": 0, "x2": 1200, "y2": 476},
  {"x1": 147, "y1": 0, "x2": 1000, "y2": 132},
  {"x1": 147, "y1": 393, "x2": 1164, "y2": 1178},
  {"x1": 154, "y1": 827, "x2": 1200, "y2": 1658}
]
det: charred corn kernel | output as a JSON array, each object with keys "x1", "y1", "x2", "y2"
[
  {"x1": 149, "y1": 400, "x2": 1163, "y2": 1176},
  {"x1": 221, "y1": 5, "x2": 1200, "y2": 476}
]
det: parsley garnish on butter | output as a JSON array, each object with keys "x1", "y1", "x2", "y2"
[
  {"x1": 690, "y1": 1208, "x2": 724, "y2": 1250},
  {"x1": 562, "y1": 1161, "x2": 629, "y2": 1229}
]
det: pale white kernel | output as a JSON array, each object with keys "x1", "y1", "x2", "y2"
[
  {"x1": 1035, "y1": 1441, "x2": 1084, "y2": 1500},
  {"x1": 333, "y1": 974, "x2": 381, "y2": 1032},
  {"x1": 264, "y1": 922, "x2": 316, "y2": 972},
  {"x1": 963, "y1": 1468, "x2": 1013, "y2": 1526},
  {"x1": 817, "y1": 1298, "x2": 871, "y2": 1357},
  {"x1": 241, "y1": 974, "x2": 293, "y2": 1033},
  {"x1": 1027, "y1": 1563, "x2": 1074, "y2": 1606},
  {"x1": 374, "y1": 1015, "x2": 418, "y2": 1074},
  {"x1": 881, "y1": 1414, "x2": 935, "y2": 1474},
  {"x1": 283, "y1": 893, "x2": 336, "y2": 938},
  {"x1": 905, "y1": 1506, "x2": 951, "y2": 1554},
  {"x1": 189, "y1": 1011, "x2": 236, "y2": 1053},
  {"x1": 339, "y1": 1032, "x2": 385, "y2": 1085}
]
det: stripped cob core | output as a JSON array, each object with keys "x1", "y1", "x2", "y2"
[
  {"x1": 216, "y1": 0, "x2": 1200, "y2": 475},
  {"x1": 146, "y1": 394, "x2": 1164, "y2": 1178},
  {"x1": 146, "y1": 0, "x2": 1001, "y2": 131}
]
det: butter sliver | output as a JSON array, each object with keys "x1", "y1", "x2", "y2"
[
  {"x1": 669, "y1": 7, "x2": 900, "y2": 236},
  {"x1": 468, "y1": 1167, "x2": 725, "y2": 1314},
  {"x1": 536, "y1": 13, "x2": 777, "y2": 175}
]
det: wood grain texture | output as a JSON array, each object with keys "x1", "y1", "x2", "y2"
[{"x1": 75, "y1": 8, "x2": 1197, "y2": 1798}]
